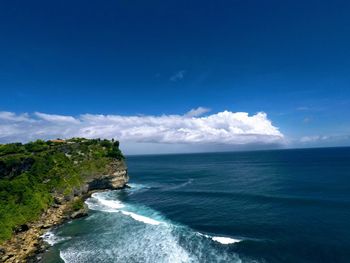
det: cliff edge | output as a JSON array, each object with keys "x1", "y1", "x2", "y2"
[
  {"x1": 87, "y1": 159, "x2": 128, "y2": 190},
  {"x1": 0, "y1": 138, "x2": 128, "y2": 262}
]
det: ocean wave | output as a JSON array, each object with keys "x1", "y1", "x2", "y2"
[
  {"x1": 86, "y1": 191, "x2": 243, "y2": 246},
  {"x1": 85, "y1": 190, "x2": 166, "y2": 226},
  {"x1": 41, "y1": 230, "x2": 70, "y2": 246},
  {"x1": 197, "y1": 232, "x2": 242, "y2": 245},
  {"x1": 85, "y1": 192, "x2": 124, "y2": 212},
  {"x1": 127, "y1": 183, "x2": 150, "y2": 190},
  {"x1": 56, "y1": 190, "x2": 245, "y2": 262},
  {"x1": 165, "y1": 178, "x2": 194, "y2": 191},
  {"x1": 121, "y1": 211, "x2": 162, "y2": 225},
  {"x1": 211, "y1": 236, "x2": 241, "y2": 244}
]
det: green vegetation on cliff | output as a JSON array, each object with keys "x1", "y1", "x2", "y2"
[{"x1": 0, "y1": 138, "x2": 124, "y2": 242}]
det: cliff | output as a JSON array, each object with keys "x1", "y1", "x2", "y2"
[
  {"x1": 87, "y1": 159, "x2": 128, "y2": 190},
  {"x1": 0, "y1": 138, "x2": 128, "y2": 262}
]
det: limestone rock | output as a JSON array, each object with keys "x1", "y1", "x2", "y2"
[{"x1": 87, "y1": 160, "x2": 128, "y2": 190}]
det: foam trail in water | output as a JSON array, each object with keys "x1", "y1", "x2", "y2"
[
  {"x1": 197, "y1": 232, "x2": 241, "y2": 245},
  {"x1": 212, "y1": 236, "x2": 241, "y2": 244},
  {"x1": 87, "y1": 192, "x2": 243, "y2": 245},
  {"x1": 127, "y1": 183, "x2": 149, "y2": 190},
  {"x1": 166, "y1": 178, "x2": 194, "y2": 190},
  {"x1": 72, "y1": 191, "x2": 244, "y2": 262},
  {"x1": 121, "y1": 211, "x2": 161, "y2": 225},
  {"x1": 86, "y1": 191, "x2": 165, "y2": 226}
]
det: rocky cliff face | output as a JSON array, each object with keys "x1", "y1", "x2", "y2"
[
  {"x1": 52, "y1": 159, "x2": 129, "y2": 206},
  {"x1": 0, "y1": 138, "x2": 129, "y2": 262},
  {"x1": 2, "y1": 159, "x2": 129, "y2": 262},
  {"x1": 87, "y1": 159, "x2": 129, "y2": 190}
]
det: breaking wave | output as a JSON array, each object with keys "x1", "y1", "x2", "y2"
[
  {"x1": 51, "y1": 188, "x2": 248, "y2": 263},
  {"x1": 41, "y1": 231, "x2": 71, "y2": 246}
]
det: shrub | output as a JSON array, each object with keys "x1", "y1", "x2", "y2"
[
  {"x1": 24, "y1": 140, "x2": 48, "y2": 152},
  {"x1": 71, "y1": 198, "x2": 84, "y2": 211}
]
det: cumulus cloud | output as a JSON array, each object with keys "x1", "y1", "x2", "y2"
[
  {"x1": 185, "y1": 107, "x2": 211, "y2": 117},
  {"x1": 0, "y1": 110, "x2": 284, "y2": 150},
  {"x1": 170, "y1": 70, "x2": 186, "y2": 81}
]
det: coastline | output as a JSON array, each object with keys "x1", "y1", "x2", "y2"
[
  {"x1": 1, "y1": 186, "x2": 129, "y2": 263},
  {"x1": 0, "y1": 139, "x2": 129, "y2": 262}
]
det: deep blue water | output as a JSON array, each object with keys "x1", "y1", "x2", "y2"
[{"x1": 42, "y1": 147, "x2": 350, "y2": 263}]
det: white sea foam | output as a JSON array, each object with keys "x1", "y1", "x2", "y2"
[
  {"x1": 41, "y1": 231, "x2": 70, "y2": 246},
  {"x1": 197, "y1": 232, "x2": 241, "y2": 245},
  {"x1": 127, "y1": 183, "x2": 148, "y2": 190},
  {"x1": 86, "y1": 191, "x2": 163, "y2": 226},
  {"x1": 121, "y1": 211, "x2": 161, "y2": 225},
  {"x1": 197, "y1": 232, "x2": 210, "y2": 238},
  {"x1": 97, "y1": 198, "x2": 124, "y2": 209},
  {"x1": 211, "y1": 236, "x2": 241, "y2": 244},
  {"x1": 47, "y1": 188, "x2": 245, "y2": 263},
  {"x1": 79, "y1": 191, "x2": 243, "y2": 262},
  {"x1": 85, "y1": 192, "x2": 124, "y2": 212}
]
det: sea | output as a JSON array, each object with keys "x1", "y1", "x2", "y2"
[{"x1": 41, "y1": 147, "x2": 350, "y2": 263}]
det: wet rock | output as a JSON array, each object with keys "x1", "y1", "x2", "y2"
[
  {"x1": 70, "y1": 206, "x2": 88, "y2": 219},
  {"x1": 41, "y1": 224, "x2": 51, "y2": 229},
  {"x1": 14, "y1": 224, "x2": 29, "y2": 233}
]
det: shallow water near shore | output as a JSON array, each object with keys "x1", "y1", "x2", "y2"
[{"x1": 41, "y1": 147, "x2": 350, "y2": 263}]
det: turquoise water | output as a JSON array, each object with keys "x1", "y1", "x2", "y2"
[{"x1": 42, "y1": 148, "x2": 350, "y2": 263}]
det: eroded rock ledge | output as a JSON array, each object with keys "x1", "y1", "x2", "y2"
[{"x1": 87, "y1": 160, "x2": 129, "y2": 190}]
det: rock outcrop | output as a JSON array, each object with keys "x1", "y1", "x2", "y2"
[
  {"x1": 1, "y1": 158, "x2": 129, "y2": 263},
  {"x1": 87, "y1": 160, "x2": 129, "y2": 190},
  {"x1": 0, "y1": 138, "x2": 129, "y2": 263}
]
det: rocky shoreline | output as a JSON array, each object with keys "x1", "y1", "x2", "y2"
[
  {"x1": 0, "y1": 186, "x2": 129, "y2": 263},
  {"x1": 1, "y1": 196, "x2": 85, "y2": 262},
  {"x1": 0, "y1": 158, "x2": 129, "y2": 263}
]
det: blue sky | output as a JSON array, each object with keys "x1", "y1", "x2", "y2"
[{"x1": 1, "y1": 0, "x2": 350, "y2": 153}]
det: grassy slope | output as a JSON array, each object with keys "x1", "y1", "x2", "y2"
[{"x1": 0, "y1": 138, "x2": 124, "y2": 242}]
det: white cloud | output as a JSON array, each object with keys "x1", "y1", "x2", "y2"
[
  {"x1": 300, "y1": 135, "x2": 329, "y2": 143},
  {"x1": 35, "y1": 112, "x2": 80, "y2": 124},
  {"x1": 299, "y1": 134, "x2": 350, "y2": 144},
  {"x1": 0, "y1": 110, "x2": 284, "y2": 152},
  {"x1": 170, "y1": 70, "x2": 186, "y2": 81},
  {"x1": 185, "y1": 107, "x2": 211, "y2": 117},
  {"x1": 0, "y1": 111, "x2": 31, "y2": 122}
]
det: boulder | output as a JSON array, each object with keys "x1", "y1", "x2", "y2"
[
  {"x1": 14, "y1": 224, "x2": 29, "y2": 233},
  {"x1": 70, "y1": 208, "x2": 88, "y2": 219}
]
